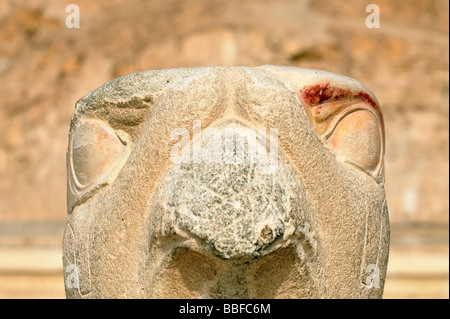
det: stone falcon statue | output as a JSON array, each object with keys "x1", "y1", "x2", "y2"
[{"x1": 63, "y1": 65, "x2": 389, "y2": 298}]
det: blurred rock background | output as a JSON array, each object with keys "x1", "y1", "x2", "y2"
[{"x1": 0, "y1": 0, "x2": 448, "y2": 298}]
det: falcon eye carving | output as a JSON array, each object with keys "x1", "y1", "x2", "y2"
[
  {"x1": 68, "y1": 120, "x2": 131, "y2": 210},
  {"x1": 326, "y1": 110, "x2": 381, "y2": 171},
  {"x1": 299, "y1": 82, "x2": 385, "y2": 182}
]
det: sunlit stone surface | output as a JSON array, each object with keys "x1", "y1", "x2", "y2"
[{"x1": 63, "y1": 65, "x2": 389, "y2": 299}]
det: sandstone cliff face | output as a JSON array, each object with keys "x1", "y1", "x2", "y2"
[{"x1": 0, "y1": 0, "x2": 448, "y2": 225}]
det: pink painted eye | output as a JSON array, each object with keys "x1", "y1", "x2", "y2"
[
  {"x1": 68, "y1": 120, "x2": 131, "y2": 213},
  {"x1": 326, "y1": 110, "x2": 381, "y2": 172},
  {"x1": 298, "y1": 83, "x2": 385, "y2": 181},
  {"x1": 71, "y1": 122, "x2": 127, "y2": 187},
  {"x1": 67, "y1": 120, "x2": 131, "y2": 211}
]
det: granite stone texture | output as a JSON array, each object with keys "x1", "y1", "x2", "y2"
[{"x1": 63, "y1": 66, "x2": 389, "y2": 298}]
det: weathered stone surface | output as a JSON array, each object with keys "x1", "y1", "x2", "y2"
[{"x1": 63, "y1": 66, "x2": 390, "y2": 298}]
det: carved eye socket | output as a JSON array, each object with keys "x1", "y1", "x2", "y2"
[
  {"x1": 298, "y1": 83, "x2": 385, "y2": 182},
  {"x1": 325, "y1": 110, "x2": 382, "y2": 173},
  {"x1": 68, "y1": 121, "x2": 131, "y2": 210}
]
